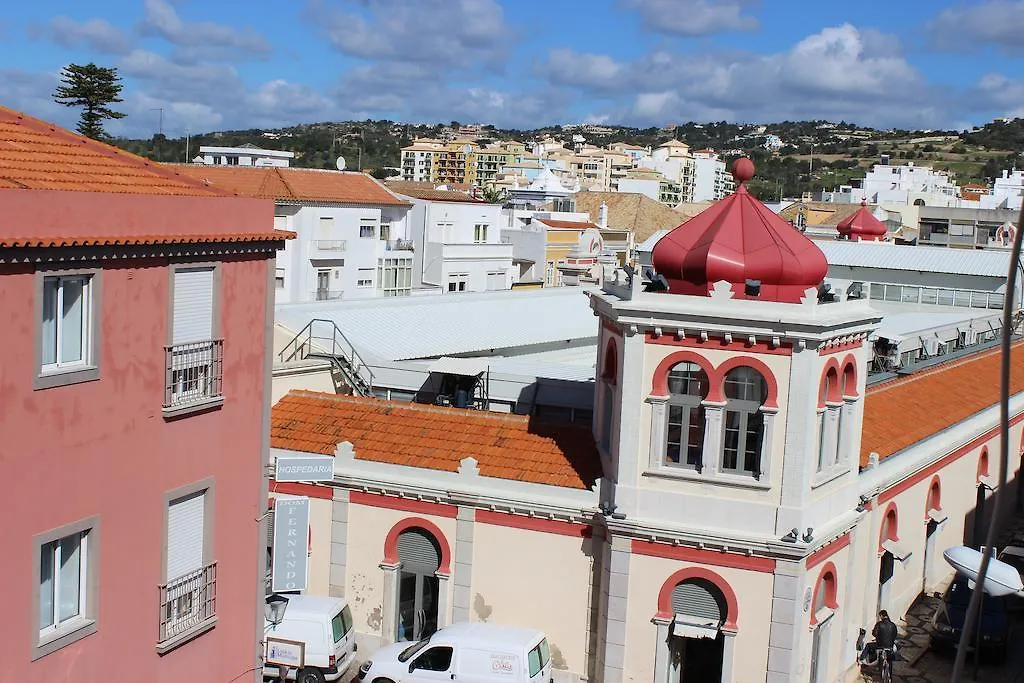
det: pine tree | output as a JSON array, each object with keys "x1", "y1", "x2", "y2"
[{"x1": 53, "y1": 63, "x2": 126, "y2": 140}]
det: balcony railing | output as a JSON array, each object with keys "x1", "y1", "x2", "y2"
[
  {"x1": 158, "y1": 562, "x2": 217, "y2": 644},
  {"x1": 314, "y1": 289, "x2": 344, "y2": 301},
  {"x1": 385, "y1": 239, "x2": 415, "y2": 251},
  {"x1": 164, "y1": 340, "x2": 224, "y2": 409},
  {"x1": 315, "y1": 239, "x2": 347, "y2": 251}
]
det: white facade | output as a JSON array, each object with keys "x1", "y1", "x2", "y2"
[
  {"x1": 397, "y1": 196, "x2": 514, "y2": 294},
  {"x1": 197, "y1": 145, "x2": 293, "y2": 167},
  {"x1": 274, "y1": 203, "x2": 415, "y2": 303},
  {"x1": 616, "y1": 177, "x2": 660, "y2": 202},
  {"x1": 692, "y1": 151, "x2": 734, "y2": 201},
  {"x1": 984, "y1": 169, "x2": 1024, "y2": 211},
  {"x1": 856, "y1": 162, "x2": 959, "y2": 207}
]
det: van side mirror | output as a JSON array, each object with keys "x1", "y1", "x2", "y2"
[{"x1": 409, "y1": 663, "x2": 416, "y2": 674}]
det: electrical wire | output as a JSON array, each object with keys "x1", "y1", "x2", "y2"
[{"x1": 950, "y1": 200, "x2": 1024, "y2": 682}]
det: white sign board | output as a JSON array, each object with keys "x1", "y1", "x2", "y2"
[
  {"x1": 272, "y1": 497, "x2": 310, "y2": 592},
  {"x1": 275, "y1": 455, "x2": 335, "y2": 482},
  {"x1": 266, "y1": 637, "x2": 305, "y2": 668}
]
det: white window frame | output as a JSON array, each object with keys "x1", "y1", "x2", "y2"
[
  {"x1": 36, "y1": 270, "x2": 101, "y2": 390},
  {"x1": 357, "y1": 268, "x2": 375, "y2": 288},
  {"x1": 474, "y1": 224, "x2": 489, "y2": 243},
  {"x1": 41, "y1": 275, "x2": 92, "y2": 372},
  {"x1": 359, "y1": 220, "x2": 377, "y2": 239},
  {"x1": 32, "y1": 517, "x2": 99, "y2": 660},
  {"x1": 447, "y1": 273, "x2": 469, "y2": 293}
]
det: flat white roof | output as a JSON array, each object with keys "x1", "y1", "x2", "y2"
[
  {"x1": 870, "y1": 306, "x2": 1002, "y2": 343},
  {"x1": 276, "y1": 287, "x2": 600, "y2": 362},
  {"x1": 434, "y1": 621, "x2": 544, "y2": 649},
  {"x1": 199, "y1": 145, "x2": 295, "y2": 158},
  {"x1": 817, "y1": 241, "x2": 1013, "y2": 278}
]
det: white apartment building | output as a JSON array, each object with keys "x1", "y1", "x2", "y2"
[
  {"x1": 399, "y1": 139, "x2": 441, "y2": 182},
  {"x1": 691, "y1": 149, "x2": 734, "y2": 201},
  {"x1": 851, "y1": 162, "x2": 960, "y2": 207},
  {"x1": 173, "y1": 165, "x2": 415, "y2": 302},
  {"x1": 637, "y1": 140, "x2": 696, "y2": 202},
  {"x1": 196, "y1": 144, "x2": 294, "y2": 167},
  {"x1": 388, "y1": 184, "x2": 514, "y2": 294},
  {"x1": 985, "y1": 168, "x2": 1024, "y2": 211}
]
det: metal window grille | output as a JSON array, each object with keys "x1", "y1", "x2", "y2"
[
  {"x1": 158, "y1": 561, "x2": 217, "y2": 642},
  {"x1": 163, "y1": 340, "x2": 224, "y2": 408}
]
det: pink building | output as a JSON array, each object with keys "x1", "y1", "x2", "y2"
[{"x1": 0, "y1": 107, "x2": 290, "y2": 682}]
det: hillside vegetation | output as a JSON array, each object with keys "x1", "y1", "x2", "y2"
[{"x1": 113, "y1": 117, "x2": 1024, "y2": 201}]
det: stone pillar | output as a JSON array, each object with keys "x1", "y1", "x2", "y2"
[
  {"x1": 766, "y1": 560, "x2": 804, "y2": 683},
  {"x1": 647, "y1": 396, "x2": 668, "y2": 469},
  {"x1": 700, "y1": 402, "x2": 726, "y2": 475},
  {"x1": 721, "y1": 629, "x2": 738, "y2": 683},
  {"x1": 453, "y1": 506, "x2": 475, "y2": 623},
  {"x1": 379, "y1": 562, "x2": 400, "y2": 646},
  {"x1": 615, "y1": 329, "x2": 647, "y2": 488},
  {"x1": 436, "y1": 572, "x2": 451, "y2": 629},
  {"x1": 329, "y1": 488, "x2": 349, "y2": 598},
  {"x1": 759, "y1": 407, "x2": 779, "y2": 480},
  {"x1": 601, "y1": 534, "x2": 631, "y2": 683},
  {"x1": 651, "y1": 617, "x2": 672, "y2": 683},
  {"x1": 838, "y1": 398, "x2": 857, "y2": 466},
  {"x1": 823, "y1": 404, "x2": 842, "y2": 468}
]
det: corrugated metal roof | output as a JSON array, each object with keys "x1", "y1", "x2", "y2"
[
  {"x1": 276, "y1": 287, "x2": 600, "y2": 362},
  {"x1": 818, "y1": 241, "x2": 1013, "y2": 278},
  {"x1": 870, "y1": 308, "x2": 1002, "y2": 343}
]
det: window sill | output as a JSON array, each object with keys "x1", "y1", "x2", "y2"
[
  {"x1": 643, "y1": 466, "x2": 772, "y2": 490},
  {"x1": 811, "y1": 465, "x2": 849, "y2": 489},
  {"x1": 33, "y1": 618, "x2": 96, "y2": 660},
  {"x1": 155, "y1": 615, "x2": 218, "y2": 655},
  {"x1": 162, "y1": 396, "x2": 224, "y2": 419},
  {"x1": 34, "y1": 365, "x2": 100, "y2": 390}
]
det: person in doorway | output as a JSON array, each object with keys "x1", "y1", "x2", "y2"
[{"x1": 859, "y1": 610, "x2": 899, "y2": 664}]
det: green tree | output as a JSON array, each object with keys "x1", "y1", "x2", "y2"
[
  {"x1": 480, "y1": 185, "x2": 508, "y2": 204},
  {"x1": 53, "y1": 63, "x2": 126, "y2": 140}
]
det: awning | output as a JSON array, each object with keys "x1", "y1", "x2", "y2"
[
  {"x1": 428, "y1": 356, "x2": 490, "y2": 377},
  {"x1": 927, "y1": 508, "x2": 949, "y2": 525},
  {"x1": 671, "y1": 615, "x2": 720, "y2": 640},
  {"x1": 882, "y1": 539, "x2": 913, "y2": 562}
]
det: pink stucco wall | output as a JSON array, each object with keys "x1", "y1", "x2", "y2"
[{"x1": 0, "y1": 191, "x2": 274, "y2": 683}]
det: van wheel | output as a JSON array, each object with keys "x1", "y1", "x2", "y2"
[
  {"x1": 296, "y1": 668, "x2": 326, "y2": 683},
  {"x1": 372, "y1": 679, "x2": 395, "y2": 683}
]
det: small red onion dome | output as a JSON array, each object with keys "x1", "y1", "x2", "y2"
[
  {"x1": 651, "y1": 158, "x2": 828, "y2": 303},
  {"x1": 836, "y1": 200, "x2": 887, "y2": 241}
]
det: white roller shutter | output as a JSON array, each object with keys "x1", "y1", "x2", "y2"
[
  {"x1": 172, "y1": 267, "x2": 214, "y2": 344},
  {"x1": 167, "y1": 490, "x2": 206, "y2": 580}
]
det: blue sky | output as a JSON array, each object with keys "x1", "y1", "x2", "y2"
[{"x1": 3, "y1": 0, "x2": 1024, "y2": 138}]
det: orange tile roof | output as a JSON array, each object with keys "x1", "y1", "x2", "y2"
[
  {"x1": 271, "y1": 391, "x2": 602, "y2": 490},
  {"x1": 0, "y1": 232, "x2": 294, "y2": 248},
  {"x1": 172, "y1": 164, "x2": 410, "y2": 206},
  {"x1": 537, "y1": 219, "x2": 599, "y2": 230},
  {"x1": 861, "y1": 342, "x2": 1024, "y2": 466},
  {"x1": 0, "y1": 106, "x2": 227, "y2": 196},
  {"x1": 386, "y1": 181, "x2": 488, "y2": 204}
]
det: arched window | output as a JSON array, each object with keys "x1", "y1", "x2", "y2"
[
  {"x1": 721, "y1": 367, "x2": 768, "y2": 476},
  {"x1": 672, "y1": 578, "x2": 728, "y2": 629},
  {"x1": 600, "y1": 340, "x2": 618, "y2": 451},
  {"x1": 665, "y1": 362, "x2": 709, "y2": 469},
  {"x1": 816, "y1": 370, "x2": 837, "y2": 472},
  {"x1": 927, "y1": 479, "x2": 942, "y2": 513},
  {"x1": 811, "y1": 564, "x2": 839, "y2": 623}
]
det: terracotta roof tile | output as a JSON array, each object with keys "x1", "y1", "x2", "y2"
[
  {"x1": 271, "y1": 391, "x2": 601, "y2": 490},
  {"x1": 172, "y1": 164, "x2": 409, "y2": 206},
  {"x1": 571, "y1": 191, "x2": 699, "y2": 242},
  {"x1": 0, "y1": 106, "x2": 227, "y2": 197},
  {"x1": 861, "y1": 342, "x2": 1024, "y2": 466},
  {"x1": 386, "y1": 181, "x2": 489, "y2": 204},
  {"x1": 0, "y1": 232, "x2": 294, "y2": 248},
  {"x1": 536, "y1": 219, "x2": 599, "y2": 230}
]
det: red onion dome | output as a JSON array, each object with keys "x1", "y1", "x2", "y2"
[
  {"x1": 837, "y1": 200, "x2": 887, "y2": 240},
  {"x1": 651, "y1": 158, "x2": 828, "y2": 303}
]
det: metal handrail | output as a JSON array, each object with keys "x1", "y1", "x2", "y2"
[{"x1": 278, "y1": 318, "x2": 374, "y2": 395}]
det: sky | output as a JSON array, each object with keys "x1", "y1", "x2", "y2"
[{"x1": 3, "y1": 0, "x2": 1024, "y2": 138}]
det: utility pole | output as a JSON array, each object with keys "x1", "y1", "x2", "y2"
[
  {"x1": 151, "y1": 108, "x2": 164, "y2": 136},
  {"x1": 185, "y1": 127, "x2": 191, "y2": 163}
]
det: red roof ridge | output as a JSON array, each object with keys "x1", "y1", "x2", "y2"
[
  {"x1": 0, "y1": 105, "x2": 229, "y2": 197},
  {"x1": 0, "y1": 231, "x2": 295, "y2": 249}
]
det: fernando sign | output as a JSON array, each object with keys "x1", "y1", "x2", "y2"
[{"x1": 272, "y1": 497, "x2": 310, "y2": 592}]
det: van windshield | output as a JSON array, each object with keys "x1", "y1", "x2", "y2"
[
  {"x1": 332, "y1": 606, "x2": 354, "y2": 643},
  {"x1": 528, "y1": 639, "x2": 550, "y2": 677},
  {"x1": 398, "y1": 637, "x2": 431, "y2": 663}
]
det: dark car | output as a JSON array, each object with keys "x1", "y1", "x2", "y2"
[{"x1": 930, "y1": 576, "x2": 1009, "y2": 661}]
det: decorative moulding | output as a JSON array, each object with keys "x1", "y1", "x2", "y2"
[
  {"x1": 334, "y1": 441, "x2": 355, "y2": 460},
  {"x1": 709, "y1": 280, "x2": 735, "y2": 300},
  {"x1": 458, "y1": 457, "x2": 480, "y2": 476}
]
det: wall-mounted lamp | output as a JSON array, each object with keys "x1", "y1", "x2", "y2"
[
  {"x1": 781, "y1": 528, "x2": 799, "y2": 543},
  {"x1": 265, "y1": 593, "x2": 289, "y2": 630},
  {"x1": 802, "y1": 528, "x2": 815, "y2": 543}
]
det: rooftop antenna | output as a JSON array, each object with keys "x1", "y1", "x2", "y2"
[{"x1": 335, "y1": 156, "x2": 347, "y2": 171}]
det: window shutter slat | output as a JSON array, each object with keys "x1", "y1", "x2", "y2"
[
  {"x1": 172, "y1": 268, "x2": 214, "y2": 344},
  {"x1": 671, "y1": 581, "x2": 724, "y2": 624},
  {"x1": 167, "y1": 491, "x2": 205, "y2": 580},
  {"x1": 397, "y1": 529, "x2": 441, "y2": 574}
]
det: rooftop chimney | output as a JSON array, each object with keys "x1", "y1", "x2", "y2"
[{"x1": 598, "y1": 202, "x2": 608, "y2": 229}]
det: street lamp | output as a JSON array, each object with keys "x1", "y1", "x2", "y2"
[{"x1": 266, "y1": 593, "x2": 289, "y2": 629}]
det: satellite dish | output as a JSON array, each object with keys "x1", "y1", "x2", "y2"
[
  {"x1": 336, "y1": 156, "x2": 346, "y2": 171},
  {"x1": 943, "y1": 546, "x2": 1023, "y2": 596},
  {"x1": 461, "y1": 144, "x2": 473, "y2": 155}
]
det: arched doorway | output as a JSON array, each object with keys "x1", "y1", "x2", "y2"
[
  {"x1": 667, "y1": 578, "x2": 727, "y2": 682},
  {"x1": 923, "y1": 477, "x2": 945, "y2": 593},
  {"x1": 396, "y1": 528, "x2": 442, "y2": 642},
  {"x1": 809, "y1": 565, "x2": 839, "y2": 683}
]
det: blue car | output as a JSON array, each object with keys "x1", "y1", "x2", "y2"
[{"x1": 930, "y1": 576, "x2": 1009, "y2": 662}]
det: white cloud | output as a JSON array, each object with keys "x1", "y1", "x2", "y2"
[
  {"x1": 969, "y1": 74, "x2": 1024, "y2": 119},
  {"x1": 544, "y1": 49, "x2": 624, "y2": 90},
  {"x1": 138, "y1": 0, "x2": 271, "y2": 62},
  {"x1": 621, "y1": 0, "x2": 758, "y2": 36},
  {"x1": 926, "y1": 1, "x2": 1024, "y2": 54},
  {"x1": 45, "y1": 16, "x2": 132, "y2": 54}
]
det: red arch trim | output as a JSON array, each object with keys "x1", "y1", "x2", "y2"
[
  {"x1": 978, "y1": 447, "x2": 990, "y2": 480},
  {"x1": 602, "y1": 338, "x2": 618, "y2": 386},
  {"x1": 878, "y1": 501, "x2": 899, "y2": 553},
  {"x1": 926, "y1": 475, "x2": 942, "y2": 516},
  {"x1": 840, "y1": 353, "x2": 859, "y2": 398},
  {"x1": 654, "y1": 566, "x2": 740, "y2": 631},
  {"x1": 383, "y1": 517, "x2": 452, "y2": 575},
  {"x1": 650, "y1": 350, "x2": 716, "y2": 397},
  {"x1": 714, "y1": 356, "x2": 780, "y2": 408},
  {"x1": 819, "y1": 359, "x2": 841, "y2": 407},
  {"x1": 810, "y1": 561, "x2": 839, "y2": 625}
]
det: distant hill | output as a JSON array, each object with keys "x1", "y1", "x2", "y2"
[{"x1": 110, "y1": 117, "x2": 1023, "y2": 202}]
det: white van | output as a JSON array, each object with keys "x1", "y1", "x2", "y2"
[
  {"x1": 264, "y1": 595, "x2": 358, "y2": 683},
  {"x1": 357, "y1": 622, "x2": 552, "y2": 683}
]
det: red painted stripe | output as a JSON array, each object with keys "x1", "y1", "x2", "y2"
[
  {"x1": 476, "y1": 510, "x2": 590, "y2": 537},
  {"x1": 631, "y1": 539, "x2": 777, "y2": 573},
  {"x1": 645, "y1": 331, "x2": 792, "y2": 356},
  {"x1": 877, "y1": 411, "x2": 1024, "y2": 504},
  {"x1": 818, "y1": 340, "x2": 864, "y2": 356},
  {"x1": 349, "y1": 490, "x2": 458, "y2": 518},
  {"x1": 270, "y1": 481, "x2": 334, "y2": 500},
  {"x1": 806, "y1": 533, "x2": 851, "y2": 569}
]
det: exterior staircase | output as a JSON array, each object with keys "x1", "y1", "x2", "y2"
[{"x1": 278, "y1": 318, "x2": 375, "y2": 397}]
